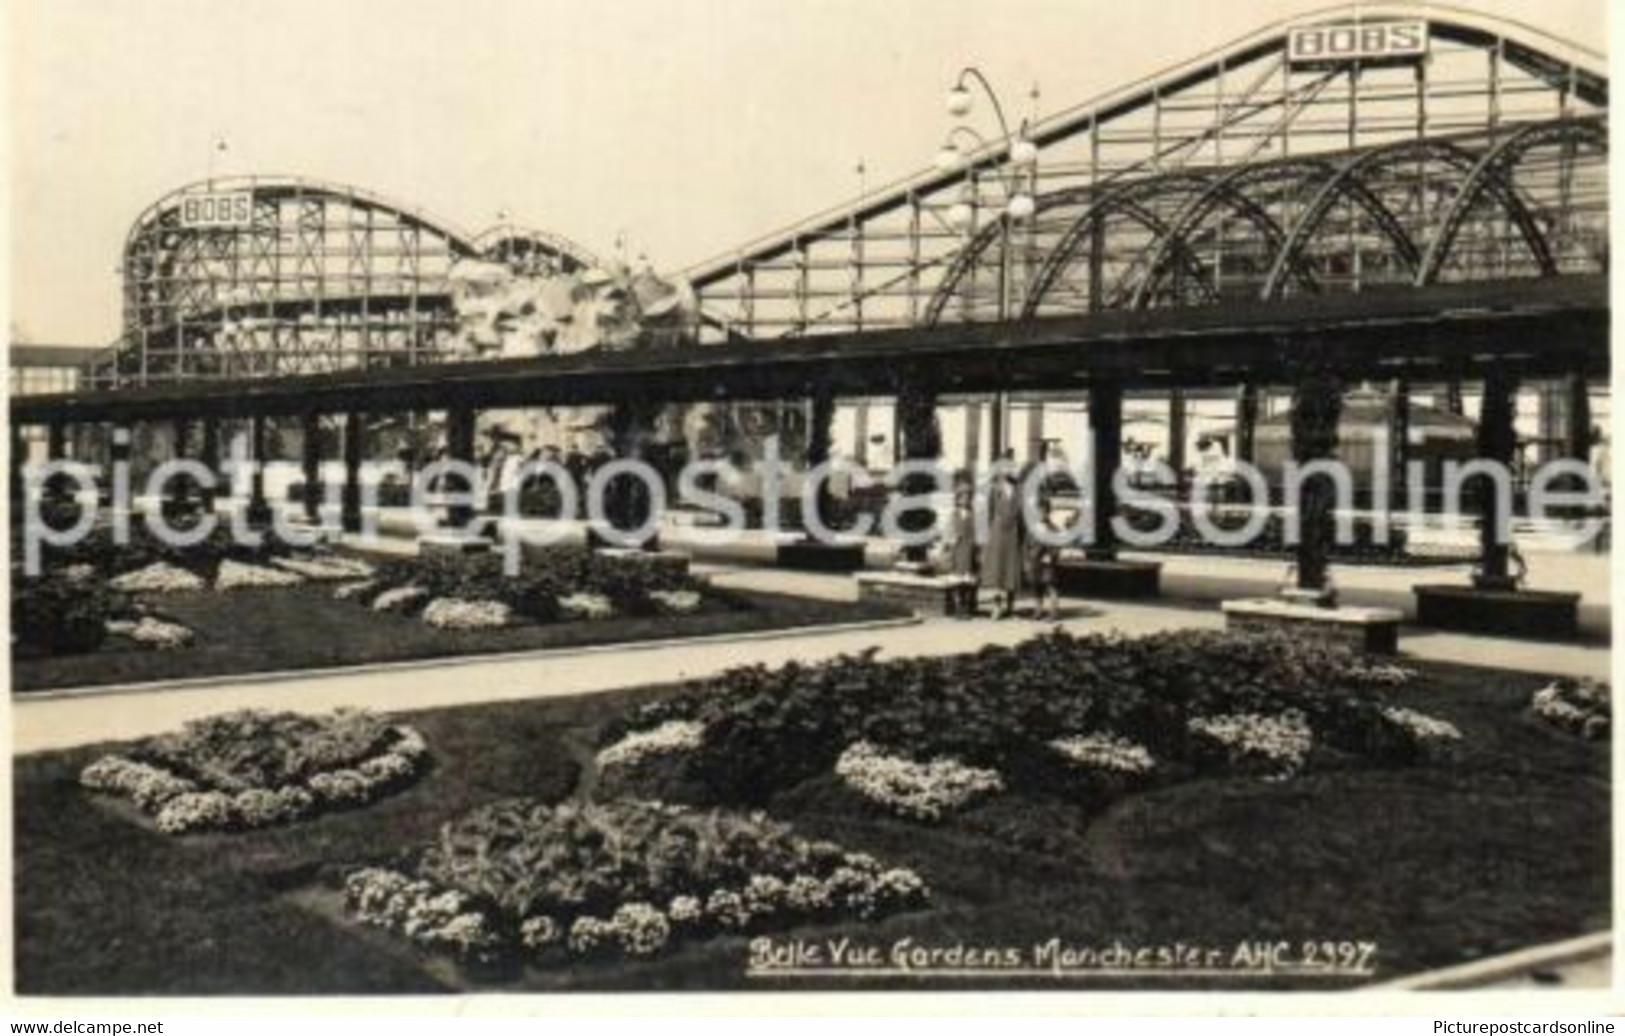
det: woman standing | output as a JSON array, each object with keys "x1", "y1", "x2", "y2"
[
  {"x1": 941, "y1": 485, "x2": 980, "y2": 618},
  {"x1": 982, "y1": 471, "x2": 1025, "y2": 619}
]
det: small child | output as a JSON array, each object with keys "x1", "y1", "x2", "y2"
[{"x1": 1024, "y1": 500, "x2": 1062, "y2": 622}]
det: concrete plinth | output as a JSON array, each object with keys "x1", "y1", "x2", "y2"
[
  {"x1": 855, "y1": 571, "x2": 975, "y2": 617},
  {"x1": 1414, "y1": 584, "x2": 1580, "y2": 639},
  {"x1": 777, "y1": 539, "x2": 868, "y2": 573},
  {"x1": 1222, "y1": 597, "x2": 1402, "y2": 655},
  {"x1": 1055, "y1": 556, "x2": 1162, "y2": 599}
]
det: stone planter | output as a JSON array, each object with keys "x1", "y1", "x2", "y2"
[{"x1": 1221, "y1": 597, "x2": 1402, "y2": 654}]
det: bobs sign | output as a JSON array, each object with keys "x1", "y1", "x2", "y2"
[
  {"x1": 178, "y1": 191, "x2": 254, "y2": 229},
  {"x1": 1288, "y1": 20, "x2": 1428, "y2": 66}
]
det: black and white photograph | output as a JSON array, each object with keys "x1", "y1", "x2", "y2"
[{"x1": 4, "y1": 0, "x2": 1613, "y2": 1011}]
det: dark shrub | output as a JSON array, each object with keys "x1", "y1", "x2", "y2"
[{"x1": 13, "y1": 573, "x2": 115, "y2": 655}]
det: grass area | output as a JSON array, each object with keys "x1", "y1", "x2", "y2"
[
  {"x1": 11, "y1": 586, "x2": 907, "y2": 693},
  {"x1": 13, "y1": 657, "x2": 1608, "y2": 994}
]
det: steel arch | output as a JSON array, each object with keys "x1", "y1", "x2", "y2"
[
  {"x1": 1001, "y1": 174, "x2": 1264, "y2": 323},
  {"x1": 1416, "y1": 117, "x2": 1607, "y2": 286},
  {"x1": 1259, "y1": 138, "x2": 1550, "y2": 298},
  {"x1": 922, "y1": 182, "x2": 1216, "y2": 326},
  {"x1": 1125, "y1": 159, "x2": 1334, "y2": 309}
]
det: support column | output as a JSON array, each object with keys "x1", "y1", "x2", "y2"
[
  {"x1": 1566, "y1": 371, "x2": 1592, "y2": 464},
  {"x1": 1235, "y1": 382, "x2": 1259, "y2": 467},
  {"x1": 1168, "y1": 389, "x2": 1188, "y2": 484},
  {"x1": 806, "y1": 387, "x2": 835, "y2": 531},
  {"x1": 1389, "y1": 379, "x2": 1410, "y2": 515},
  {"x1": 1288, "y1": 366, "x2": 1343, "y2": 602},
  {"x1": 301, "y1": 410, "x2": 322, "y2": 524},
  {"x1": 342, "y1": 411, "x2": 364, "y2": 534},
  {"x1": 1474, "y1": 369, "x2": 1518, "y2": 591},
  {"x1": 445, "y1": 405, "x2": 478, "y2": 530},
  {"x1": 47, "y1": 422, "x2": 67, "y2": 462},
  {"x1": 962, "y1": 401, "x2": 982, "y2": 471},
  {"x1": 1025, "y1": 401, "x2": 1046, "y2": 464},
  {"x1": 246, "y1": 414, "x2": 273, "y2": 529},
  {"x1": 10, "y1": 421, "x2": 26, "y2": 517},
  {"x1": 1087, "y1": 379, "x2": 1123, "y2": 561},
  {"x1": 107, "y1": 425, "x2": 133, "y2": 509},
  {"x1": 989, "y1": 391, "x2": 1008, "y2": 465},
  {"x1": 852, "y1": 402, "x2": 870, "y2": 468},
  {"x1": 200, "y1": 418, "x2": 221, "y2": 514}
]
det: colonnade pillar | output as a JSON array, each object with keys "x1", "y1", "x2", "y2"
[
  {"x1": 342, "y1": 412, "x2": 365, "y2": 534},
  {"x1": 1087, "y1": 379, "x2": 1123, "y2": 561}
]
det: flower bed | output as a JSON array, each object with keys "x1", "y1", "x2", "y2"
[
  {"x1": 833, "y1": 741, "x2": 1004, "y2": 821},
  {"x1": 595, "y1": 719, "x2": 705, "y2": 770},
  {"x1": 601, "y1": 629, "x2": 1461, "y2": 813},
  {"x1": 1187, "y1": 711, "x2": 1314, "y2": 779},
  {"x1": 105, "y1": 616, "x2": 195, "y2": 651},
  {"x1": 342, "y1": 799, "x2": 928, "y2": 965},
  {"x1": 215, "y1": 560, "x2": 304, "y2": 591},
  {"x1": 1049, "y1": 733, "x2": 1156, "y2": 776},
  {"x1": 421, "y1": 598, "x2": 512, "y2": 630},
  {"x1": 272, "y1": 556, "x2": 377, "y2": 582},
  {"x1": 342, "y1": 548, "x2": 733, "y2": 629},
  {"x1": 79, "y1": 709, "x2": 430, "y2": 834},
  {"x1": 1531, "y1": 678, "x2": 1610, "y2": 740},
  {"x1": 110, "y1": 562, "x2": 205, "y2": 594}
]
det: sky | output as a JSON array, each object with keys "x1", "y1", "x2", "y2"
[{"x1": 6, "y1": 0, "x2": 1607, "y2": 345}]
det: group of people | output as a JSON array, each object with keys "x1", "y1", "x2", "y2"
[{"x1": 938, "y1": 466, "x2": 1066, "y2": 622}]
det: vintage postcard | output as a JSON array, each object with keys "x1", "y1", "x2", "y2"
[{"x1": 4, "y1": 0, "x2": 1613, "y2": 1015}]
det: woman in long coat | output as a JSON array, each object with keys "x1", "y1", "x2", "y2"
[
  {"x1": 982, "y1": 472, "x2": 1025, "y2": 619},
  {"x1": 942, "y1": 487, "x2": 980, "y2": 618}
]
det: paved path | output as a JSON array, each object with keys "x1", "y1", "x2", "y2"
[{"x1": 12, "y1": 562, "x2": 1607, "y2": 755}]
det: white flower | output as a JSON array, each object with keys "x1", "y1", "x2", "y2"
[
  {"x1": 704, "y1": 889, "x2": 751, "y2": 930},
  {"x1": 308, "y1": 769, "x2": 373, "y2": 806},
  {"x1": 105, "y1": 616, "x2": 194, "y2": 650},
  {"x1": 333, "y1": 580, "x2": 377, "y2": 601},
  {"x1": 667, "y1": 895, "x2": 704, "y2": 927},
  {"x1": 421, "y1": 597, "x2": 513, "y2": 630},
  {"x1": 834, "y1": 741, "x2": 1004, "y2": 821},
  {"x1": 595, "y1": 720, "x2": 705, "y2": 770},
  {"x1": 273, "y1": 555, "x2": 377, "y2": 581},
  {"x1": 110, "y1": 563, "x2": 204, "y2": 594},
  {"x1": 389, "y1": 726, "x2": 430, "y2": 761},
  {"x1": 559, "y1": 593, "x2": 615, "y2": 621},
  {"x1": 649, "y1": 590, "x2": 703, "y2": 615},
  {"x1": 1049, "y1": 733, "x2": 1155, "y2": 775},
  {"x1": 743, "y1": 874, "x2": 787, "y2": 917},
  {"x1": 520, "y1": 915, "x2": 561, "y2": 951},
  {"x1": 154, "y1": 790, "x2": 235, "y2": 833},
  {"x1": 1188, "y1": 711, "x2": 1314, "y2": 777},
  {"x1": 610, "y1": 902, "x2": 671, "y2": 957},
  {"x1": 568, "y1": 915, "x2": 617, "y2": 955},
  {"x1": 79, "y1": 755, "x2": 197, "y2": 810},
  {"x1": 232, "y1": 786, "x2": 316, "y2": 827},
  {"x1": 1346, "y1": 662, "x2": 1417, "y2": 687},
  {"x1": 372, "y1": 586, "x2": 428, "y2": 613},
  {"x1": 1382, "y1": 706, "x2": 1462, "y2": 746},
  {"x1": 215, "y1": 560, "x2": 304, "y2": 591}
]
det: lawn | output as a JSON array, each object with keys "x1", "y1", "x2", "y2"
[
  {"x1": 11, "y1": 586, "x2": 906, "y2": 693},
  {"x1": 13, "y1": 656, "x2": 1608, "y2": 994}
]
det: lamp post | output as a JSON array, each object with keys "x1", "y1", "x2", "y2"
[{"x1": 936, "y1": 67, "x2": 1039, "y2": 467}]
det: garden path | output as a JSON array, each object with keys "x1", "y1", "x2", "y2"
[{"x1": 12, "y1": 563, "x2": 1607, "y2": 754}]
